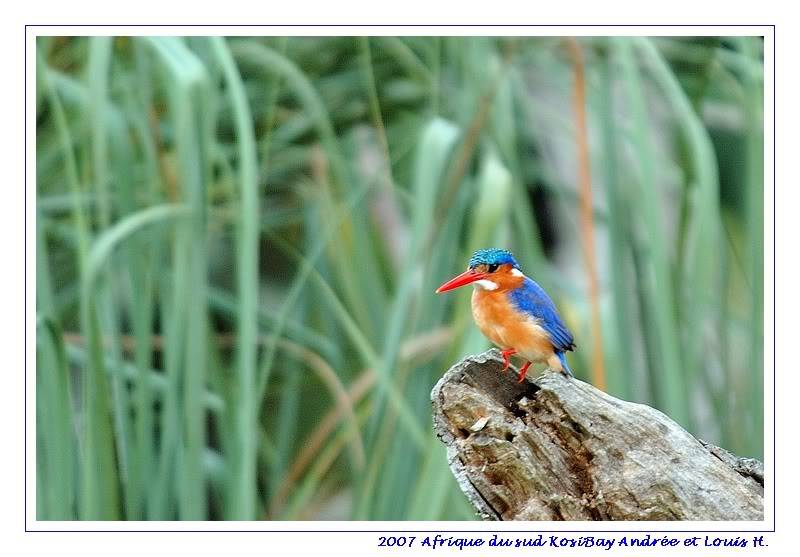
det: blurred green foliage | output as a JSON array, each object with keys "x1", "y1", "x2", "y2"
[{"x1": 35, "y1": 35, "x2": 764, "y2": 520}]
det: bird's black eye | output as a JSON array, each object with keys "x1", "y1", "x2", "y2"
[{"x1": 487, "y1": 264, "x2": 499, "y2": 273}]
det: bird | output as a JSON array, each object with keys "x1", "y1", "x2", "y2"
[{"x1": 435, "y1": 248, "x2": 575, "y2": 383}]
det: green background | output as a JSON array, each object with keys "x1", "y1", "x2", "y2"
[{"x1": 35, "y1": 36, "x2": 764, "y2": 520}]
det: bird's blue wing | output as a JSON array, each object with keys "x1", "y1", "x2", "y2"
[{"x1": 508, "y1": 278, "x2": 575, "y2": 352}]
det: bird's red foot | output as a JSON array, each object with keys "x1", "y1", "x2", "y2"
[
  {"x1": 501, "y1": 348, "x2": 517, "y2": 373},
  {"x1": 517, "y1": 361, "x2": 532, "y2": 383}
]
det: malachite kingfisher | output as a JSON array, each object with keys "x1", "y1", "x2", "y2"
[{"x1": 436, "y1": 248, "x2": 575, "y2": 383}]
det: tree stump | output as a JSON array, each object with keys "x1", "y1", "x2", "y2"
[{"x1": 431, "y1": 349, "x2": 764, "y2": 521}]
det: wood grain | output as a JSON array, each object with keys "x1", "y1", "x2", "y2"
[{"x1": 431, "y1": 349, "x2": 763, "y2": 521}]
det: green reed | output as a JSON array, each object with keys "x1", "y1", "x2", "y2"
[{"x1": 35, "y1": 35, "x2": 764, "y2": 520}]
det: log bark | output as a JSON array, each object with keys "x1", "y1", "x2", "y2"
[{"x1": 431, "y1": 349, "x2": 763, "y2": 521}]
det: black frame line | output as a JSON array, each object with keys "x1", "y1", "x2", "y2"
[{"x1": 24, "y1": 24, "x2": 776, "y2": 534}]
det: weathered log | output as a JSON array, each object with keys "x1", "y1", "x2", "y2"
[{"x1": 431, "y1": 349, "x2": 763, "y2": 521}]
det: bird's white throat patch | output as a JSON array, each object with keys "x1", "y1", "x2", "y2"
[{"x1": 474, "y1": 279, "x2": 498, "y2": 291}]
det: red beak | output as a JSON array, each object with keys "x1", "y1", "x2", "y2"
[{"x1": 435, "y1": 269, "x2": 487, "y2": 293}]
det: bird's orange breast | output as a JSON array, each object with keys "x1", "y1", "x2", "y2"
[{"x1": 471, "y1": 288, "x2": 555, "y2": 362}]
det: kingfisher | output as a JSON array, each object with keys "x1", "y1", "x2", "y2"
[{"x1": 435, "y1": 248, "x2": 575, "y2": 383}]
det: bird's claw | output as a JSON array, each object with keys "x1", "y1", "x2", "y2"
[
  {"x1": 517, "y1": 361, "x2": 532, "y2": 383},
  {"x1": 501, "y1": 348, "x2": 517, "y2": 373}
]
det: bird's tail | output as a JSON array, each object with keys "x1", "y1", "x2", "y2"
[{"x1": 557, "y1": 352, "x2": 574, "y2": 377}]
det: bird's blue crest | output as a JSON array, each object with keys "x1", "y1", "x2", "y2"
[{"x1": 468, "y1": 248, "x2": 519, "y2": 269}]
